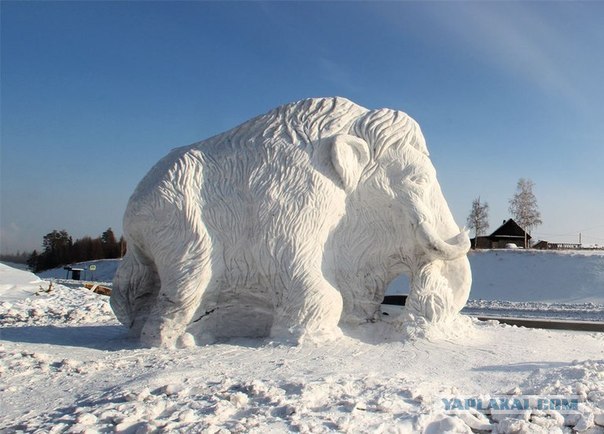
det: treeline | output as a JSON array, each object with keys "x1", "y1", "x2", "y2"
[
  {"x1": 27, "y1": 228, "x2": 126, "y2": 272},
  {"x1": 0, "y1": 251, "x2": 30, "y2": 264}
]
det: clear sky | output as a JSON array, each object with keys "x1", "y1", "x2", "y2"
[{"x1": 2, "y1": 1, "x2": 604, "y2": 253}]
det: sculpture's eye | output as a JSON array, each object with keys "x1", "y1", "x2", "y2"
[{"x1": 410, "y1": 174, "x2": 429, "y2": 185}]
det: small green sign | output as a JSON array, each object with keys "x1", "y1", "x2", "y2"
[{"x1": 89, "y1": 265, "x2": 97, "y2": 271}]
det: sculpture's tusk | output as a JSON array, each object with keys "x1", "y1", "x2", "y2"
[{"x1": 416, "y1": 221, "x2": 470, "y2": 261}]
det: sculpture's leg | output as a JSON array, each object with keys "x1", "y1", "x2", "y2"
[
  {"x1": 111, "y1": 245, "x2": 160, "y2": 337},
  {"x1": 271, "y1": 268, "x2": 344, "y2": 343},
  {"x1": 404, "y1": 261, "x2": 455, "y2": 323},
  {"x1": 140, "y1": 226, "x2": 213, "y2": 348}
]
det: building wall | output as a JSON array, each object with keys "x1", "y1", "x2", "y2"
[{"x1": 472, "y1": 237, "x2": 531, "y2": 249}]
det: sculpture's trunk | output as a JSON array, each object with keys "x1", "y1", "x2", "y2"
[{"x1": 404, "y1": 183, "x2": 472, "y2": 321}]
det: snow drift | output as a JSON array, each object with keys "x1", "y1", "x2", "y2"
[{"x1": 0, "y1": 262, "x2": 44, "y2": 302}]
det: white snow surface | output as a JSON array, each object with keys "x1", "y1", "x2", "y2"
[
  {"x1": 0, "y1": 262, "x2": 45, "y2": 302},
  {"x1": 1, "y1": 262, "x2": 604, "y2": 433},
  {"x1": 469, "y1": 250, "x2": 604, "y2": 304}
]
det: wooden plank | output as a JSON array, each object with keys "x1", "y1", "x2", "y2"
[{"x1": 82, "y1": 283, "x2": 112, "y2": 296}]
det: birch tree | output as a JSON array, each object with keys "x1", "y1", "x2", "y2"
[
  {"x1": 467, "y1": 197, "x2": 490, "y2": 240},
  {"x1": 509, "y1": 178, "x2": 542, "y2": 240}
]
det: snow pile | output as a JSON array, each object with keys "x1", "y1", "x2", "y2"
[
  {"x1": 0, "y1": 286, "x2": 115, "y2": 328},
  {"x1": 519, "y1": 359, "x2": 604, "y2": 431},
  {"x1": 0, "y1": 264, "x2": 115, "y2": 327},
  {"x1": 432, "y1": 358, "x2": 604, "y2": 433},
  {"x1": 0, "y1": 262, "x2": 44, "y2": 302}
]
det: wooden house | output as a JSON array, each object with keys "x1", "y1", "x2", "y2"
[{"x1": 471, "y1": 219, "x2": 531, "y2": 249}]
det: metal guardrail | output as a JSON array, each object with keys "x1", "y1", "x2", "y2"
[{"x1": 475, "y1": 316, "x2": 604, "y2": 332}]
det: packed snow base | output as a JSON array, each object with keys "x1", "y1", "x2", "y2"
[{"x1": 2, "y1": 264, "x2": 603, "y2": 433}]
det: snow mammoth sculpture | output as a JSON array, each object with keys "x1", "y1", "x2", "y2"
[{"x1": 111, "y1": 97, "x2": 471, "y2": 347}]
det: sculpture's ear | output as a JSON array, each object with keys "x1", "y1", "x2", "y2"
[{"x1": 329, "y1": 134, "x2": 371, "y2": 192}]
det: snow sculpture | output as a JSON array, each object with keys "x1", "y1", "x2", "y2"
[{"x1": 111, "y1": 97, "x2": 471, "y2": 347}]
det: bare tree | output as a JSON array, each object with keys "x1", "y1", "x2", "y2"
[
  {"x1": 467, "y1": 197, "x2": 490, "y2": 243},
  {"x1": 509, "y1": 178, "x2": 543, "y2": 246}
]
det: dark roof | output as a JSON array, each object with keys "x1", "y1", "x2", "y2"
[{"x1": 489, "y1": 219, "x2": 531, "y2": 240}]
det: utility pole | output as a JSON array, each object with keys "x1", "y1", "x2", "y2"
[{"x1": 579, "y1": 232, "x2": 582, "y2": 246}]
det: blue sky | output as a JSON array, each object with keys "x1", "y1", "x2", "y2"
[{"x1": 2, "y1": 1, "x2": 604, "y2": 253}]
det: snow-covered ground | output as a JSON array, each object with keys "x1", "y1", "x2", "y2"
[
  {"x1": 1, "y1": 254, "x2": 604, "y2": 433},
  {"x1": 468, "y1": 250, "x2": 604, "y2": 304},
  {"x1": 465, "y1": 250, "x2": 604, "y2": 322},
  {"x1": 0, "y1": 262, "x2": 46, "y2": 302}
]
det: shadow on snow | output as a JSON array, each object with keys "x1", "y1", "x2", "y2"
[{"x1": 0, "y1": 324, "x2": 138, "y2": 351}]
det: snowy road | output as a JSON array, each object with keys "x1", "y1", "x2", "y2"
[{"x1": 463, "y1": 300, "x2": 604, "y2": 322}]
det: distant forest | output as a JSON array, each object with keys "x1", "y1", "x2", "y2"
[{"x1": 0, "y1": 228, "x2": 126, "y2": 272}]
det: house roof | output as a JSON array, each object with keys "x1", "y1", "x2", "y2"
[{"x1": 489, "y1": 219, "x2": 532, "y2": 240}]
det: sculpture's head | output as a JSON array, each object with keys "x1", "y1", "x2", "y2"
[{"x1": 326, "y1": 108, "x2": 471, "y2": 319}]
